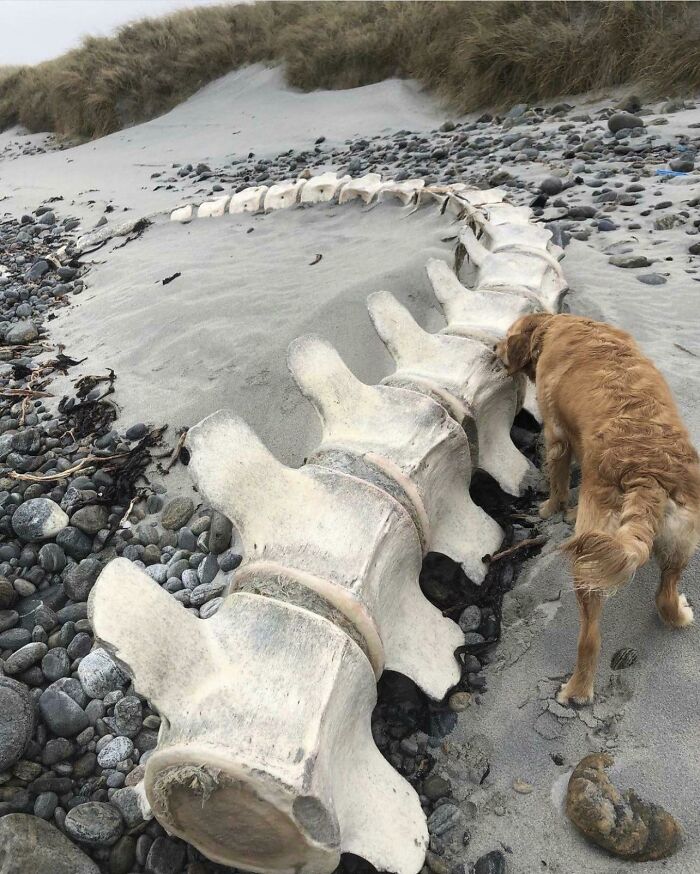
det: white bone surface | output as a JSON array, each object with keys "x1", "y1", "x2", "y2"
[
  {"x1": 264, "y1": 179, "x2": 307, "y2": 211},
  {"x1": 338, "y1": 173, "x2": 383, "y2": 204},
  {"x1": 427, "y1": 258, "x2": 539, "y2": 344},
  {"x1": 197, "y1": 196, "x2": 230, "y2": 218},
  {"x1": 88, "y1": 561, "x2": 427, "y2": 874},
  {"x1": 300, "y1": 172, "x2": 351, "y2": 203},
  {"x1": 367, "y1": 291, "x2": 535, "y2": 495},
  {"x1": 459, "y1": 227, "x2": 566, "y2": 312},
  {"x1": 377, "y1": 179, "x2": 425, "y2": 205},
  {"x1": 288, "y1": 335, "x2": 502, "y2": 582},
  {"x1": 170, "y1": 204, "x2": 194, "y2": 223},
  {"x1": 186, "y1": 411, "x2": 463, "y2": 697},
  {"x1": 229, "y1": 185, "x2": 268, "y2": 214}
]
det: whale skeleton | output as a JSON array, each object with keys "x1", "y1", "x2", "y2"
[{"x1": 89, "y1": 179, "x2": 566, "y2": 874}]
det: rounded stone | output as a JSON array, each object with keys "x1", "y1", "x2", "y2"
[
  {"x1": 145, "y1": 836, "x2": 187, "y2": 874},
  {"x1": 64, "y1": 801, "x2": 124, "y2": 847},
  {"x1": 38, "y1": 684, "x2": 89, "y2": 737},
  {"x1": 38, "y1": 542, "x2": 67, "y2": 573},
  {"x1": 0, "y1": 676, "x2": 35, "y2": 770},
  {"x1": 97, "y1": 736, "x2": 134, "y2": 768},
  {"x1": 161, "y1": 497, "x2": 194, "y2": 530},
  {"x1": 3, "y1": 641, "x2": 47, "y2": 675},
  {"x1": 77, "y1": 647, "x2": 129, "y2": 698},
  {"x1": 41, "y1": 646, "x2": 71, "y2": 681},
  {"x1": 11, "y1": 498, "x2": 68, "y2": 542},
  {"x1": 0, "y1": 814, "x2": 100, "y2": 873},
  {"x1": 608, "y1": 112, "x2": 644, "y2": 133}
]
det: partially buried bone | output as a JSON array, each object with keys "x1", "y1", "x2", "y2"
[
  {"x1": 288, "y1": 334, "x2": 502, "y2": 582},
  {"x1": 229, "y1": 185, "x2": 268, "y2": 214},
  {"x1": 426, "y1": 258, "x2": 540, "y2": 421},
  {"x1": 88, "y1": 562, "x2": 428, "y2": 874},
  {"x1": 185, "y1": 411, "x2": 462, "y2": 698},
  {"x1": 300, "y1": 172, "x2": 351, "y2": 204},
  {"x1": 367, "y1": 291, "x2": 535, "y2": 495},
  {"x1": 458, "y1": 225, "x2": 566, "y2": 312},
  {"x1": 338, "y1": 173, "x2": 383, "y2": 205},
  {"x1": 264, "y1": 180, "x2": 307, "y2": 211}
]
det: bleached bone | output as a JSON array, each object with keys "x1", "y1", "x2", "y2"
[
  {"x1": 264, "y1": 180, "x2": 307, "y2": 211},
  {"x1": 338, "y1": 173, "x2": 383, "y2": 205},
  {"x1": 229, "y1": 186, "x2": 268, "y2": 214},
  {"x1": 300, "y1": 172, "x2": 351, "y2": 204},
  {"x1": 197, "y1": 196, "x2": 230, "y2": 218},
  {"x1": 367, "y1": 291, "x2": 535, "y2": 495},
  {"x1": 426, "y1": 258, "x2": 540, "y2": 345},
  {"x1": 458, "y1": 226, "x2": 566, "y2": 312},
  {"x1": 89, "y1": 561, "x2": 427, "y2": 874},
  {"x1": 377, "y1": 179, "x2": 425, "y2": 206},
  {"x1": 288, "y1": 335, "x2": 502, "y2": 582},
  {"x1": 185, "y1": 411, "x2": 462, "y2": 698},
  {"x1": 426, "y1": 259, "x2": 541, "y2": 421},
  {"x1": 170, "y1": 204, "x2": 194, "y2": 223}
]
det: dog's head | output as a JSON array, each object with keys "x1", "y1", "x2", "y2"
[{"x1": 495, "y1": 313, "x2": 554, "y2": 380}]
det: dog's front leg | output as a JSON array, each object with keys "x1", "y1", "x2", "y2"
[
  {"x1": 539, "y1": 423, "x2": 571, "y2": 519},
  {"x1": 557, "y1": 586, "x2": 604, "y2": 705}
]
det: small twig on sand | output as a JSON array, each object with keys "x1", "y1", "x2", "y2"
[
  {"x1": 674, "y1": 343, "x2": 698, "y2": 358},
  {"x1": 482, "y1": 535, "x2": 546, "y2": 564},
  {"x1": 165, "y1": 429, "x2": 188, "y2": 471}
]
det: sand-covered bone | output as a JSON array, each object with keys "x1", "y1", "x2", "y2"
[
  {"x1": 264, "y1": 179, "x2": 307, "y2": 211},
  {"x1": 367, "y1": 291, "x2": 535, "y2": 495},
  {"x1": 185, "y1": 410, "x2": 462, "y2": 697},
  {"x1": 288, "y1": 334, "x2": 502, "y2": 582},
  {"x1": 300, "y1": 172, "x2": 351, "y2": 204},
  {"x1": 458, "y1": 225, "x2": 566, "y2": 313},
  {"x1": 338, "y1": 173, "x2": 383, "y2": 204},
  {"x1": 229, "y1": 185, "x2": 268, "y2": 214},
  {"x1": 88, "y1": 562, "x2": 428, "y2": 874},
  {"x1": 566, "y1": 753, "x2": 682, "y2": 862}
]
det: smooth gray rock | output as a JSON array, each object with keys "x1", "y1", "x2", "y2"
[
  {"x1": 608, "y1": 112, "x2": 644, "y2": 133},
  {"x1": 0, "y1": 677, "x2": 35, "y2": 770},
  {"x1": 77, "y1": 647, "x2": 129, "y2": 698},
  {"x1": 161, "y1": 497, "x2": 194, "y2": 530},
  {"x1": 38, "y1": 685, "x2": 89, "y2": 737},
  {"x1": 5, "y1": 321, "x2": 39, "y2": 345},
  {"x1": 64, "y1": 802, "x2": 123, "y2": 847},
  {"x1": 0, "y1": 814, "x2": 100, "y2": 873},
  {"x1": 63, "y1": 557, "x2": 101, "y2": 601},
  {"x1": 11, "y1": 498, "x2": 68, "y2": 542}
]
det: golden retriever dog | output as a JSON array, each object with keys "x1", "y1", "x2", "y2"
[{"x1": 496, "y1": 313, "x2": 700, "y2": 704}]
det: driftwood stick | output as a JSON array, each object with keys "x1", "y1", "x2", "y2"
[
  {"x1": 9, "y1": 451, "x2": 130, "y2": 483},
  {"x1": 482, "y1": 535, "x2": 546, "y2": 564}
]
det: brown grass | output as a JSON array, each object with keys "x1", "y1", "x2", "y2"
[{"x1": 1, "y1": 2, "x2": 699, "y2": 141}]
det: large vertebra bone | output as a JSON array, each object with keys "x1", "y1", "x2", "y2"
[
  {"x1": 185, "y1": 411, "x2": 462, "y2": 698},
  {"x1": 264, "y1": 179, "x2": 307, "y2": 211},
  {"x1": 458, "y1": 224, "x2": 566, "y2": 313},
  {"x1": 288, "y1": 335, "x2": 502, "y2": 582},
  {"x1": 229, "y1": 185, "x2": 268, "y2": 214},
  {"x1": 89, "y1": 561, "x2": 427, "y2": 874},
  {"x1": 300, "y1": 172, "x2": 351, "y2": 204},
  {"x1": 426, "y1": 258, "x2": 540, "y2": 345},
  {"x1": 367, "y1": 291, "x2": 535, "y2": 495},
  {"x1": 338, "y1": 173, "x2": 383, "y2": 204},
  {"x1": 427, "y1": 259, "x2": 541, "y2": 421}
]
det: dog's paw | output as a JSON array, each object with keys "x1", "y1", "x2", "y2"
[
  {"x1": 677, "y1": 593, "x2": 694, "y2": 627},
  {"x1": 556, "y1": 680, "x2": 594, "y2": 707},
  {"x1": 565, "y1": 505, "x2": 578, "y2": 524},
  {"x1": 539, "y1": 499, "x2": 561, "y2": 520}
]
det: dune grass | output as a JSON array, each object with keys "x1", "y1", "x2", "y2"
[{"x1": 1, "y1": 1, "x2": 699, "y2": 141}]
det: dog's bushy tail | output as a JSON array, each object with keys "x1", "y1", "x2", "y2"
[{"x1": 565, "y1": 481, "x2": 667, "y2": 592}]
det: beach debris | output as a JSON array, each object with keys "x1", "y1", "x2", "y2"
[
  {"x1": 309, "y1": 253, "x2": 322, "y2": 265},
  {"x1": 566, "y1": 753, "x2": 682, "y2": 861},
  {"x1": 161, "y1": 271, "x2": 181, "y2": 285}
]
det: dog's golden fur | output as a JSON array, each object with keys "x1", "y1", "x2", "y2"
[{"x1": 497, "y1": 313, "x2": 700, "y2": 704}]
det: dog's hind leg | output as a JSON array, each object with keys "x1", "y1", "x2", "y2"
[
  {"x1": 539, "y1": 419, "x2": 571, "y2": 519},
  {"x1": 654, "y1": 507, "x2": 696, "y2": 628},
  {"x1": 557, "y1": 584, "x2": 604, "y2": 705}
]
